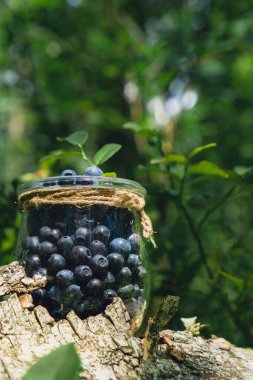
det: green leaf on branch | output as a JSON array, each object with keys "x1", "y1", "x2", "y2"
[
  {"x1": 93, "y1": 144, "x2": 122, "y2": 165},
  {"x1": 57, "y1": 131, "x2": 88, "y2": 146},
  {"x1": 220, "y1": 271, "x2": 244, "y2": 289},
  {"x1": 22, "y1": 344, "x2": 81, "y2": 380},
  {"x1": 189, "y1": 160, "x2": 229, "y2": 178},
  {"x1": 188, "y1": 143, "x2": 217, "y2": 159},
  {"x1": 233, "y1": 166, "x2": 253, "y2": 177},
  {"x1": 151, "y1": 153, "x2": 187, "y2": 165},
  {"x1": 123, "y1": 122, "x2": 159, "y2": 137},
  {"x1": 40, "y1": 150, "x2": 82, "y2": 163}
]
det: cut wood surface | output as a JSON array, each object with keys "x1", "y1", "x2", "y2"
[{"x1": 0, "y1": 262, "x2": 252, "y2": 380}]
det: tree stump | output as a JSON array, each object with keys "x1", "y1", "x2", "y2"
[{"x1": 0, "y1": 262, "x2": 253, "y2": 380}]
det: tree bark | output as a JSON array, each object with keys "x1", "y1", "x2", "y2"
[{"x1": 0, "y1": 262, "x2": 252, "y2": 380}]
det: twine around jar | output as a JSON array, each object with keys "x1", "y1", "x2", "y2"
[{"x1": 18, "y1": 187, "x2": 155, "y2": 244}]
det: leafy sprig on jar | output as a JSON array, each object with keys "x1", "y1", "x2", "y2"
[{"x1": 41, "y1": 131, "x2": 122, "y2": 178}]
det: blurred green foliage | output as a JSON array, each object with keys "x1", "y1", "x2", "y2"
[{"x1": 1, "y1": 0, "x2": 253, "y2": 346}]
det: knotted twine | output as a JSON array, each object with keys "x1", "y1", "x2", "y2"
[{"x1": 18, "y1": 187, "x2": 155, "y2": 243}]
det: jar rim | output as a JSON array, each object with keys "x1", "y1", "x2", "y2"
[{"x1": 17, "y1": 175, "x2": 146, "y2": 197}]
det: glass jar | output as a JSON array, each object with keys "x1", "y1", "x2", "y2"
[{"x1": 15, "y1": 175, "x2": 151, "y2": 331}]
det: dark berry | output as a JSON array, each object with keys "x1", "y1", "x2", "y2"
[
  {"x1": 39, "y1": 226, "x2": 52, "y2": 241},
  {"x1": 56, "y1": 269, "x2": 74, "y2": 288},
  {"x1": 50, "y1": 229, "x2": 62, "y2": 243},
  {"x1": 70, "y1": 246, "x2": 92, "y2": 266},
  {"x1": 39, "y1": 241, "x2": 57, "y2": 260},
  {"x1": 34, "y1": 267, "x2": 47, "y2": 277},
  {"x1": 107, "y1": 253, "x2": 124, "y2": 274},
  {"x1": 128, "y1": 233, "x2": 141, "y2": 253},
  {"x1": 104, "y1": 272, "x2": 116, "y2": 289},
  {"x1": 47, "y1": 254, "x2": 66, "y2": 274},
  {"x1": 47, "y1": 285, "x2": 63, "y2": 303},
  {"x1": 118, "y1": 284, "x2": 135, "y2": 299},
  {"x1": 61, "y1": 169, "x2": 77, "y2": 176},
  {"x1": 26, "y1": 254, "x2": 41, "y2": 270},
  {"x1": 74, "y1": 265, "x2": 92, "y2": 285},
  {"x1": 133, "y1": 284, "x2": 141, "y2": 297},
  {"x1": 137, "y1": 266, "x2": 147, "y2": 286},
  {"x1": 103, "y1": 289, "x2": 117, "y2": 305},
  {"x1": 93, "y1": 225, "x2": 110, "y2": 243},
  {"x1": 90, "y1": 240, "x2": 107, "y2": 255},
  {"x1": 85, "y1": 278, "x2": 104, "y2": 296},
  {"x1": 57, "y1": 236, "x2": 74, "y2": 258},
  {"x1": 84, "y1": 166, "x2": 103, "y2": 176},
  {"x1": 75, "y1": 227, "x2": 92, "y2": 246},
  {"x1": 64, "y1": 284, "x2": 83, "y2": 308},
  {"x1": 51, "y1": 308, "x2": 67, "y2": 321},
  {"x1": 22, "y1": 236, "x2": 40, "y2": 253},
  {"x1": 75, "y1": 297, "x2": 103, "y2": 316},
  {"x1": 109, "y1": 238, "x2": 131, "y2": 256},
  {"x1": 90, "y1": 255, "x2": 108, "y2": 277},
  {"x1": 127, "y1": 254, "x2": 141, "y2": 271},
  {"x1": 31, "y1": 288, "x2": 46, "y2": 305},
  {"x1": 117, "y1": 267, "x2": 132, "y2": 286}
]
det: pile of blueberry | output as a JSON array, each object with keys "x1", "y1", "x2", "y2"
[{"x1": 22, "y1": 212, "x2": 146, "y2": 321}]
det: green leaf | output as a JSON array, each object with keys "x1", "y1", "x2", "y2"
[
  {"x1": 57, "y1": 131, "x2": 88, "y2": 146},
  {"x1": 103, "y1": 172, "x2": 117, "y2": 177},
  {"x1": 151, "y1": 154, "x2": 187, "y2": 165},
  {"x1": 123, "y1": 122, "x2": 159, "y2": 137},
  {"x1": 93, "y1": 144, "x2": 122, "y2": 165},
  {"x1": 189, "y1": 160, "x2": 229, "y2": 178},
  {"x1": 22, "y1": 344, "x2": 81, "y2": 380},
  {"x1": 188, "y1": 143, "x2": 217, "y2": 159},
  {"x1": 123, "y1": 122, "x2": 141, "y2": 131},
  {"x1": 40, "y1": 150, "x2": 82, "y2": 162},
  {"x1": 233, "y1": 166, "x2": 253, "y2": 176},
  {"x1": 220, "y1": 271, "x2": 244, "y2": 289}
]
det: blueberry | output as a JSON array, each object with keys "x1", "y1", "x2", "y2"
[
  {"x1": 117, "y1": 267, "x2": 132, "y2": 286},
  {"x1": 90, "y1": 255, "x2": 109, "y2": 277},
  {"x1": 51, "y1": 308, "x2": 67, "y2": 321},
  {"x1": 93, "y1": 225, "x2": 110, "y2": 243},
  {"x1": 75, "y1": 227, "x2": 92, "y2": 246},
  {"x1": 39, "y1": 226, "x2": 52, "y2": 241},
  {"x1": 64, "y1": 284, "x2": 83, "y2": 308},
  {"x1": 128, "y1": 233, "x2": 141, "y2": 253},
  {"x1": 133, "y1": 284, "x2": 141, "y2": 297},
  {"x1": 50, "y1": 229, "x2": 62, "y2": 243},
  {"x1": 103, "y1": 289, "x2": 117, "y2": 305},
  {"x1": 74, "y1": 265, "x2": 92, "y2": 285},
  {"x1": 31, "y1": 288, "x2": 46, "y2": 305},
  {"x1": 84, "y1": 166, "x2": 103, "y2": 176},
  {"x1": 70, "y1": 246, "x2": 92, "y2": 266},
  {"x1": 61, "y1": 169, "x2": 77, "y2": 176},
  {"x1": 118, "y1": 284, "x2": 135, "y2": 299},
  {"x1": 56, "y1": 269, "x2": 74, "y2": 288},
  {"x1": 104, "y1": 272, "x2": 116, "y2": 289},
  {"x1": 39, "y1": 241, "x2": 57, "y2": 260},
  {"x1": 109, "y1": 238, "x2": 131, "y2": 256},
  {"x1": 90, "y1": 240, "x2": 107, "y2": 256},
  {"x1": 47, "y1": 285, "x2": 63, "y2": 303},
  {"x1": 47, "y1": 254, "x2": 66, "y2": 274},
  {"x1": 85, "y1": 278, "x2": 104, "y2": 296},
  {"x1": 34, "y1": 267, "x2": 47, "y2": 277},
  {"x1": 127, "y1": 254, "x2": 141, "y2": 271},
  {"x1": 57, "y1": 236, "x2": 74, "y2": 258},
  {"x1": 22, "y1": 236, "x2": 40, "y2": 253},
  {"x1": 107, "y1": 253, "x2": 124, "y2": 274},
  {"x1": 26, "y1": 254, "x2": 41, "y2": 270},
  {"x1": 137, "y1": 266, "x2": 147, "y2": 286},
  {"x1": 75, "y1": 297, "x2": 103, "y2": 317}
]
